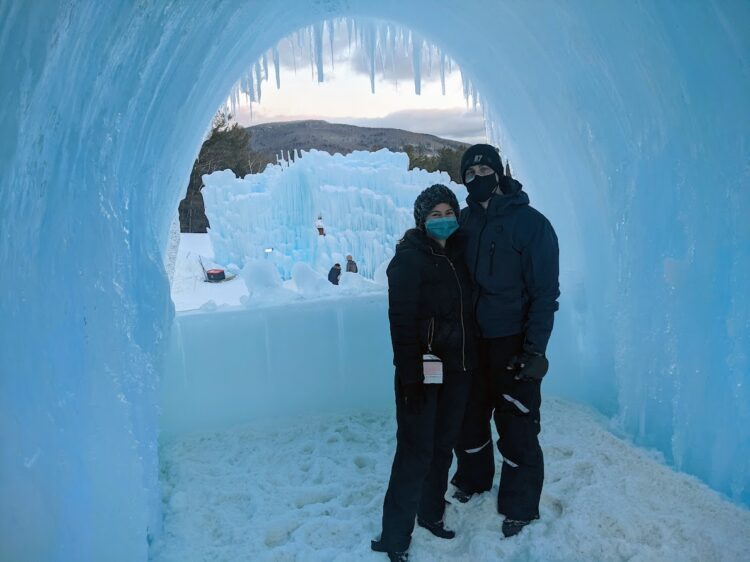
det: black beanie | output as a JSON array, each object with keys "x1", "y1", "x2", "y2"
[
  {"x1": 460, "y1": 144, "x2": 503, "y2": 184},
  {"x1": 413, "y1": 184, "x2": 460, "y2": 229}
]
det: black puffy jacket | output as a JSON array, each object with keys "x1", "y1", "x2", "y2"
[
  {"x1": 461, "y1": 178, "x2": 560, "y2": 354},
  {"x1": 387, "y1": 228, "x2": 478, "y2": 386}
]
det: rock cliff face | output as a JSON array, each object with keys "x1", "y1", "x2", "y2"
[{"x1": 178, "y1": 120, "x2": 469, "y2": 232}]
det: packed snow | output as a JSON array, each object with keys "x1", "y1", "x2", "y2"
[
  {"x1": 170, "y1": 233, "x2": 387, "y2": 313},
  {"x1": 153, "y1": 399, "x2": 750, "y2": 562}
]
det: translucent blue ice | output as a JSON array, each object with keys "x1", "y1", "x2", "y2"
[
  {"x1": 1, "y1": 2, "x2": 748, "y2": 559},
  {"x1": 202, "y1": 149, "x2": 458, "y2": 279}
]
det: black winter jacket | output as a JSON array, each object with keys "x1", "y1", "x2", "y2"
[
  {"x1": 387, "y1": 229, "x2": 478, "y2": 386},
  {"x1": 460, "y1": 179, "x2": 560, "y2": 354}
]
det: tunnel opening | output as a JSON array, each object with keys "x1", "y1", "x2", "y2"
[
  {"x1": 160, "y1": 17, "x2": 490, "y2": 437},
  {"x1": 2, "y1": 2, "x2": 748, "y2": 561}
]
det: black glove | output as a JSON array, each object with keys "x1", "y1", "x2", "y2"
[
  {"x1": 401, "y1": 382, "x2": 426, "y2": 414},
  {"x1": 506, "y1": 352, "x2": 549, "y2": 382}
]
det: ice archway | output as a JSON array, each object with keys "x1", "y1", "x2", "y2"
[{"x1": 1, "y1": 1, "x2": 748, "y2": 560}]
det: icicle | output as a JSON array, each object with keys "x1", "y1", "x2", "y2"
[
  {"x1": 461, "y1": 71, "x2": 471, "y2": 107},
  {"x1": 262, "y1": 53, "x2": 269, "y2": 81},
  {"x1": 328, "y1": 19, "x2": 335, "y2": 70},
  {"x1": 346, "y1": 18, "x2": 353, "y2": 54},
  {"x1": 306, "y1": 26, "x2": 315, "y2": 81},
  {"x1": 363, "y1": 21, "x2": 377, "y2": 94},
  {"x1": 377, "y1": 24, "x2": 387, "y2": 76},
  {"x1": 272, "y1": 46, "x2": 281, "y2": 89},
  {"x1": 246, "y1": 70, "x2": 256, "y2": 103},
  {"x1": 254, "y1": 62, "x2": 263, "y2": 103},
  {"x1": 439, "y1": 50, "x2": 446, "y2": 95},
  {"x1": 289, "y1": 36, "x2": 298, "y2": 74},
  {"x1": 313, "y1": 21, "x2": 324, "y2": 82},
  {"x1": 411, "y1": 31, "x2": 422, "y2": 95}
]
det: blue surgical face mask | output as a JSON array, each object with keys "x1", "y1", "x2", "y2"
[{"x1": 425, "y1": 216, "x2": 459, "y2": 240}]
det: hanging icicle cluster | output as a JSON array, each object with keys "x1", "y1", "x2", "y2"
[{"x1": 224, "y1": 18, "x2": 483, "y2": 118}]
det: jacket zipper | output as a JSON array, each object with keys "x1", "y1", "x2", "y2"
[
  {"x1": 489, "y1": 241, "x2": 496, "y2": 275},
  {"x1": 472, "y1": 212, "x2": 488, "y2": 284},
  {"x1": 472, "y1": 211, "x2": 488, "y2": 337},
  {"x1": 430, "y1": 248, "x2": 467, "y2": 372}
]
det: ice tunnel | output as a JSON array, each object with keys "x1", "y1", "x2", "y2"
[{"x1": 1, "y1": 1, "x2": 748, "y2": 560}]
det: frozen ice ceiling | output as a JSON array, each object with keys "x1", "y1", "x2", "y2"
[{"x1": 0, "y1": 1, "x2": 748, "y2": 559}]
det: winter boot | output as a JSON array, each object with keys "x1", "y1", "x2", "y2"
[
  {"x1": 452, "y1": 487, "x2": 474, "y2": 503},
  {"x1": 417, "y1": 517, "x2": 456, "y2": 539},
  {"x1": 450, "y1": 476, "x2": 478, "y2": 503},
  {"x1": 371, "y1": 538, "x2": 409, "y2": 561},
  {"x1": 501, "y1": 518, "x2": 533, "y2": 538}
]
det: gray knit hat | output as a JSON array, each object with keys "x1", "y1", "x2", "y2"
[{"x1": 413, "y1": 184, "x2": 460, "y2": 230}]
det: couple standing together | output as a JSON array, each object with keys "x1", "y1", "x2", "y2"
[{"x1": 372, "y1": 144, "x2": 560, "y2": 561}]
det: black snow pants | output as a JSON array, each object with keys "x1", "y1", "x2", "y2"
[
  {"x1": 380, "y1": 370, "x2": 471, "y2": 551},
  {"x1": 452, "y1": 334, "x2": 544, "y2": 521}
]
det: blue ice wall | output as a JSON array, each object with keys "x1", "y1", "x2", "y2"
[{"x1": 1, "y1": 1, "x2": 748, "y2": 559}]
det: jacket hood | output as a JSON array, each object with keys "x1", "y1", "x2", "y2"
[{"x1": 466, "y1": 179, "x2": 529, "y2": 216}]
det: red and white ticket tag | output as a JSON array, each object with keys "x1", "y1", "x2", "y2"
[{"x1": 423, "y1": 354, "x2": 443, "y2": 384}]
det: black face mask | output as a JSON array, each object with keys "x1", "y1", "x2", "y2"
[{"x1": 466, "y1": 174, "x2": 498, "y2": 202}]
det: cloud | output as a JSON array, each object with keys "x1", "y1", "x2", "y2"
[
  {"x1": 343, "y1": 108, "x2": 486, "y2": 144},
  {"x1": 235, "y1": 107, "x2": 486, "y2": 144}
]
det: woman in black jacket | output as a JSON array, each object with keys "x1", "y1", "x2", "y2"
[{"x1": 372, "y1": 184, "x2": 478, "y2": 562}]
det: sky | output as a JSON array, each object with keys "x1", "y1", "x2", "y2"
[{"x1": 229, "y1": 22, "x2": 487, "y2": 144}]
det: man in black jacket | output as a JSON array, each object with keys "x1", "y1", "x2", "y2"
[{"x1": 451, "y1": 144, "x2": 560, "y2": 538}]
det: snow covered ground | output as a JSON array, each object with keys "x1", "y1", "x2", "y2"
[
  {"x1": 170, "y1": 233, "x2": 387, "y2": 313},
  {"x1": 153, "y1": 398, "x2": 750, "y2": 562},
  {"x1": 171, "y1": 233, "x2": 250, "y2": 311}
]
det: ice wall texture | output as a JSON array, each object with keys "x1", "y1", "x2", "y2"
[
  {"x1": 0, "y1": 1, "x2": 748, "y2": 559},
  {"x1": 161, "y1": 296, "x2": 392, "y2": 438},
  {"x1": 202, "y1": 149, "x2": 459, "y2": 279}
]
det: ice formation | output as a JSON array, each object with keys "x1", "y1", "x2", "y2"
[
  {"x1": 202, "y1": 149, "x2": 460, "y2": 280},
  {"x1": 1, "y1": 2, "x2": 749, "y2": 560}
]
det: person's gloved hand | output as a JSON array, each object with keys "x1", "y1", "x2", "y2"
[
  {"x1": 401, "y1": 382, "x2": 426, "y2": 414},
  {"x1": 506, "y1": 352, "x2": 549, "y2": 382}
]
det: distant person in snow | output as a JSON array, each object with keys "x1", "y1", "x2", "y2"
[
  {"x1": 316, "y1": 215, "x2": 326, "y2": 236},
  {"x1": 327, "y1": 263, "x2": 341, "y2": 285},
  {"x1": 450, "y1": 144, "x2": 560, "y2": 538},
  {"x1": 372, "y1": 184, "x2": 478, "y2": 562},
  {"x1": 346, "y1": 255, "x2": 358, "y2": 273}
]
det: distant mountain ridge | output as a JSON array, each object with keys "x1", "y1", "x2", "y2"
[{"x1": 246, "y1": 120, "x2": 469, "y2": 162}]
